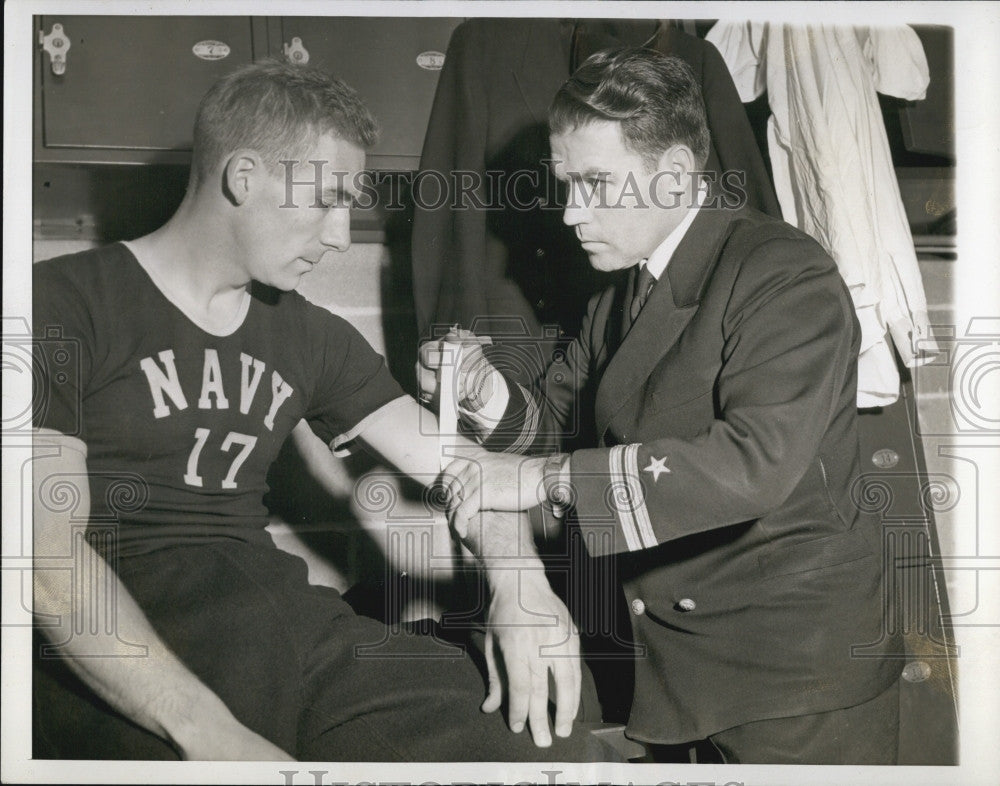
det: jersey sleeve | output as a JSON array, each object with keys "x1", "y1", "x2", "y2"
[
  {"x1": 32, "y1": 261, "x2": 95, "y2": 439},
  {"x1": 302, "y1": 310, "x2": 405, "y2": 455}
]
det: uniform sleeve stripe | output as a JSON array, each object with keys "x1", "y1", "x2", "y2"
[
  {"x1": 625, "y1": 443, "x2": 658, "y2": 549},
  {"x1": 608, "y1": 444, "x2": 642, "y2": 552},
  {"x1": 506, "y1": 384, "x2": 540, "y2": 454}
]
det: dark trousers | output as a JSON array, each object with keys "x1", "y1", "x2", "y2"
[
  {"x1": 33, "y1": 540, "x2": 610, "y2": 762},
  {"x1": 650, "y1": 679, "x2": 901, "y2": 765}
]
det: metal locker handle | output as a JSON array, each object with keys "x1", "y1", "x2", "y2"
[
  {"x1": 40, "y1": 23, "x2": 71, "y2": 76},
  {"x1": 283, "y1": 37, "x2": 310, "y2": 65}
]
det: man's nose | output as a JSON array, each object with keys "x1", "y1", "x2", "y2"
[
  {"x1": 320, "y1": 208, "x2": 351, "y2": 252},
  {"x1": 562, "y1": 181, "x2": 591, "y2": 227}
]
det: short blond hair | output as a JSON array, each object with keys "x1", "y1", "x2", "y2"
[{"x1": 190, "y1": 58, "x2": 378, "y2": 186}]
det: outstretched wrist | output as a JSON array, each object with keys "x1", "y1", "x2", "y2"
[
  {"x1": 464, "y1": 511, "x2": 545, "y2": 590},
  {"x1": 483, "y1": 554, "x2": 548, "y2": 596}
]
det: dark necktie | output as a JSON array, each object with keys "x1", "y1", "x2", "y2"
[{"x1": 629, "y1": 264, "x2": 657, "y2": 323}]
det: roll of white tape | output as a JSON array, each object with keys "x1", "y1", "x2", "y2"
[{"x1": 437, "y1": 340, "x2": 462, "y2": 471}]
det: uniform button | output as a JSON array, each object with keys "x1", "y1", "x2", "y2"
[
  {"x1": 902, "y1": 661, "x2": 931, "y2": 683},
  {"x1": 535, "y1": 247, "x2": 546, "y2": 259},
  {"x1": 872, "y1": 448, "x2": 899, "y2": 468},
  {"x1": 676, "y1": 598, "x2": 696, "y2": 612},
  {"x1": 630, "y1": 598, "x2": 646, "y2": 616}
]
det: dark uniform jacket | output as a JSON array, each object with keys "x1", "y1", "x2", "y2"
[{"x1": 484, "y1": 205, "x2": 902, "y2": 743}]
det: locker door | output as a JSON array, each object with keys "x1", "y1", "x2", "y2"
[
  {"x1": 38, "y1": 16, "x2": 256, "y2": 155},
  {"x1": 276, "y1": 18, "x2": 462, "y2": 170}
]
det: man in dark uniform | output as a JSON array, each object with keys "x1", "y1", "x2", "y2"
[{"x1": 421, "y1": 48, "x2": 902, "y2": 764}]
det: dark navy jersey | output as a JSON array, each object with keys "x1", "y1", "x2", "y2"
[{"x1": 33, "y1": 243, "x2": 403, "y2": 555}]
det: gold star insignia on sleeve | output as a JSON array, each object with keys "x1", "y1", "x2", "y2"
[{"x1": 643, "y1": 455, "x2": 671, "y2": 482}]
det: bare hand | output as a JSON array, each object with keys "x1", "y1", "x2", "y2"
[
  {"x1": 443, "y1": 453, "x2": 546, "y2": 520},
  {"x1": 481, "y1": 569, "x2": 582, "y2": 747},
  {"x1": 416, "y1": 329, "x2": 495, "y2": 411}
]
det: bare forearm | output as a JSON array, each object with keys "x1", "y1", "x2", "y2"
[
  {"x1": 358, "y1": 395, "x2": 485, "y2": 480},
  {"x1": 33, "y1": 543, "x2": 240, "y2": 750},
  {"x1": 32, "y1": 441, "x2": 256, "y2": 756},
  {"x1": 356, "y1": 399, "x2": 547, "y2": 588},
  {"x1": 460, "y1": 510, "x2": 547, "y2": 595}
]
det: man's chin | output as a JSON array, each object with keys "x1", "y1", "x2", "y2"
[
  {"x1": 585, "y1": 252, "x2": 625, "y2": 273},
  {"x1": 265, "y1": 274, "x2": 305, "y2": 292}
]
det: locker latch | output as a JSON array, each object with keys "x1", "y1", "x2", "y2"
[
  {"x1": 39, "y1": 23, "x2": 71, "y2": 76},
  {"x1": 283, "y1": 37, "x2": 310, "y2": 65}
]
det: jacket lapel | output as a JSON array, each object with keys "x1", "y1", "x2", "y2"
[{"x1": 594, "y1": 206, "x2": 739, "y2": 439}]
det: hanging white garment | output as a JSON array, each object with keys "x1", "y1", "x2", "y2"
[{"x1": 706, "y1": 22, "x2": 940, "y2": 406}]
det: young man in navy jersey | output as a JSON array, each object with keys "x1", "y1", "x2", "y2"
[{"x1": 31, "y1": 59, "x2": 603, "y2": 761}]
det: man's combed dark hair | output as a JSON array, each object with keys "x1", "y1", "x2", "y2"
[
  {"x1": 549, "y1": 47, "x2": 710, "y2": 170},
  {"x1": 191, "y1": 58, "x2": 379, "y2": 185}
]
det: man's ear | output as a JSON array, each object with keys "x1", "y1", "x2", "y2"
[
  {"x1": 656, "y1": 144, "x2": 697, "y2": 181},
  {"x1": 222, "y1": 150, "x2": 261, "y2": 206},
  {"x1": 652, "y1": 144, "x2": 698, "y2": 203}
]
